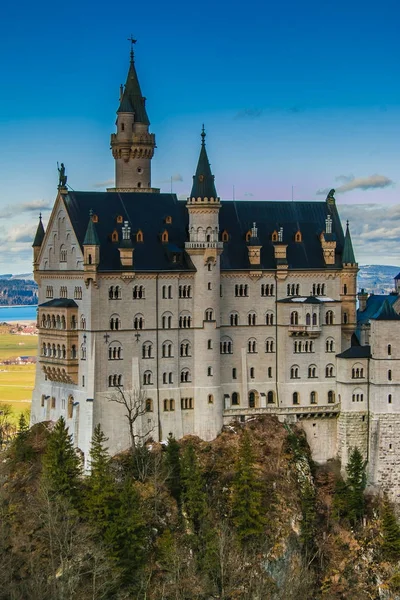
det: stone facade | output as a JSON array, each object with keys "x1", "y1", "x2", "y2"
[{"x1": 29, "y1": 50, "x2": 400, "y2": 503}]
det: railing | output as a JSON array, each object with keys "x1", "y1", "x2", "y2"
[
  {"x1": 185, "y1": 241, "x2": 224, "y2": 250},
  {"x1": 223, "y1": 404, "x2": 340, "y2": 418},
  {"x1": 288, "y1": 324, "x2": 322, "y2": 336}
]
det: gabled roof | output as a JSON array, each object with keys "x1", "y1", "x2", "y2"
[
  {"x1": 117, "y1": 57, "x2": 149, "y2": 125},
  {"x1": 32, "y1": 215, "x2": 45, "y2": 247},
  {"x1": 342, "y1": 221, "x2": 356, "y2": 264},
  {"x1": 190, "y1": 128, "x2": 218, "y2": 199},
  {"x1": 62, "y1": 191, "x2": 347, "y2": 272},
  {"x1": 39, "y1": 299, "x2": 78, "y2": 308},
  {"x1": 371, "y1": 298, "x2": 400, "y2": 321}
]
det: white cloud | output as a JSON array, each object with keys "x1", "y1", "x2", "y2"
[
  {"x1": 92, "y1": 179, "x2": 114, "y2": 188},
  {"x1": 0, "y1": 199, "x2": 51, "y2": 219},
  {"x1": 317, "y1": 174, "x2": 394, "y2": 196}
]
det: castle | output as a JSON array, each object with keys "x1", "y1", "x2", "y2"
[{"x1": 30, "y1": 46, "x2": 400, "y2": 501}]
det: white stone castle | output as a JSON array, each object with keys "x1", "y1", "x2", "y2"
[{"x1": 30, "y1": 46, "x2": 400, "y2": 501}]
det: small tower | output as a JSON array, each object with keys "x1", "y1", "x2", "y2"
[
  {"x1": 32, "y1": 213, "x2": 45, "y2": 273},
  {"x1": 340, "y1": 221, "x2": 358, "y2": 349},
  {"x1": 109, "y1": 42, "x2": 158, "y2": 193},
  {"x1": 118, "y1": 221, "x2": 134, "y2": 267},
  {"x1": 185, "y1": 127, "x2": 223, "y2": 440},
  {"x1": 247, "y1": 222, "x2": 262, "y2": 266},
  {"x1": 83, "y1": 210, "x2": 100, "y2": 286}
]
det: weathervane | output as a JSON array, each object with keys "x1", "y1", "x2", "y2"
[{"x1": 128, "y1": 34, "x2": 137, "y2": 61}]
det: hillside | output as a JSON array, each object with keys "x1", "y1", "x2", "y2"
[{"x1": 1, "y1": 416, "x2": 400, "y2": 599}]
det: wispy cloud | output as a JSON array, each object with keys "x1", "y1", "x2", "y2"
[
  {"x1": 244, "y1": 192, "x2": 254, "y2": 197},
  {"x1": 234, "y1": 108, "x2": 264, "y2": 119},
  {"x1": 92, "y1": 179, "x2": 114, "y2": 188},
  {"x1": 159, "y1": 173, "x2": 184, "y2": 184},
  {"x1": 317, "y1": 174, "x2": 394, "y2": 196},
  {"x1": 0, "y1": 199, "x2": 51, "y2": 219}
]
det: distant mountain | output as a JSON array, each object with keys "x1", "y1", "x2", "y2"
[
  {"x1": 358, "y1": 265, "x2": 400, "y2": 295},
  {"x1": 0, "y1": 273, "x2": 34, "y2": 281}
]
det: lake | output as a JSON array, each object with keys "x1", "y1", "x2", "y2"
[{"x1": 0, "y1": 305, "x2": 38, "y2": 322}]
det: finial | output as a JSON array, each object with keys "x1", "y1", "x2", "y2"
[
  {"x1": 201, "y1": 124, "x2": 206, "y2": 146},
  {"x1": 128, "y1": 34, "x2": 137, "y2": 62},
  {"x1": 39, "y1": 212, "x2": 42, "y2": 221},
  {"x1": 346, "y1": 220, "x2": 349, "y2": 228},
  {"x1": 251, "y1": 222, "x2": 258, "y2": 237},
  {"x1": 89, "y1": 208, "x2": 93, "y2": 218}
]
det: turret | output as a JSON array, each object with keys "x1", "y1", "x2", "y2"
[
  {"x1": 83, "y1": 210, "x2": 100, "y2": 286},
  {"x1": 32, "y1": 213, "x2": 45, "y2": 271},
  {"x1": 109, "y1": 42, "x2": 158, "y2": 193},
  {"x1": 340, "y1": 221, "x2": 358, "y2": 349}
]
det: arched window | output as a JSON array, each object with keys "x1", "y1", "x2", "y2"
[
  {"x1": 60, "y1": 245, "x2": 67, "y2": 262},
  {"x1": 143, "y1": 371, "x2": 152, "y2": 385},
  {"x1": 162, "y1": 312, "x2": 173, "y2": 329},
  {"x1": 312, "y1": 313, "x2": 317, "y2": 326},
  {"x1": 230, "y1": 312, "x2": 239, "y2": 326},
  {"x1": 169, "y1": 398, "x2": 175, "y2": 411},
  {"x1": 133, "y1": 314, "x2": 144, "y2": 330},
  {"x1": 162, "y1": 341, "x2": 173, "y2": 358},
  {"x1": 308, "y1": 365, "x2": 317, "y2": 378},
  {"x1": 220, "y1": 337, "x2": 233, "y2": 354},
  {"x1": 142, "y1": 341, "x2": 153, "y2": 359},
  {"x1": 295, "y1": 230, "x2": 302, "y2": 242},
  {"x1": 180, "y1": 340, "x2": 191, "y2": 357},
  {"x1": 266, "y1": 312, "x2": 274, "y2": 325},
  {"x1": 221, "y1": 230, "x2": 229, "y2": 242},
  {"x1": 245, "y1": 230, "x2": 251, "y2": 242},
  {"x1": 265, "y1": 338, "x2": 274, "y2": 353},
  {"x1": 80, "y1": 315, "x2": 86, "y2": 330},
  {"x1": 232, "y1": 392, "x2": 240, "y2": 406},
  {"x1": 325, "y1": 364, "x2": 334, "y2": 378},
  {"x1": 310, "y1": 391, "x2": 317, "y2": 404},
  {"x1": 290, "y1": 365, "x2": 299, "y2": 379},
  {"x1": 325, "y1": 310, "x2": 334, "y2": 325},
  {"x1": 388, "y1": 344, "x2": 392, "y2": 356},
  {"x1": 305, "y1": 313, "x2": 311, "y2": 326},
  {"x1": 248, "y1": 312, "x2": 256, "y2": 326},
  {"x1": 205, "y1": 308, "x2": 214, "y2": 321},
  {"x1": 292, "y1": 392, "x2": 299, "y2": 405},
  {"x1": 163, "y1": 399, "x2": 169, "y2": 411},
  {"x1": 180, "y1": 368, "x2": 190, "y2": 383},
  {"x1": 247, "y1": 338, "x2": 257, "y2": 353},
  {"x1": 179, "y1": 313, "x2": 192, "y2": 328},
  {"x1": 267, "y1": 391, "x2": 274, "y2": 404},
  {"x1": 110, "y1": 315, "x2": 121, "y2": 330},
  {"x1": 290, "y1": 311, "x2": 298, "y2": 325},
  {"x1": 133, "y1": 285, "x2": 145, "y2": 299},
  {"x1": 272, "y1": 230, "x2": 278, "y2": 242},
  {"x1": 249, "y1": 391, "x2": 257, "y2": 408},
  {"x1": 388, "y1": 394, "x2": 392, "y2": 404},
  {"x1": 208, "y1": 394, "x2": 214, "y2": 404},
  {"x1": 136, "y1": 229, "x2": 143, "y2": 243},
  {"x1": 71, "y1": 345, "x2": 77, "y2": 359},
  {"x1": 111, "y1": 229, "x2": 118, "y2": 242},
  {"x1": 325, "y1": 338, "x2": 335, "y2": 353},
  {"x1": 328, "y1": 390, "x2": 335, "y2": 404},
  {"x1": 146, "y1": 398, "x2": 153, "y2": 412}
]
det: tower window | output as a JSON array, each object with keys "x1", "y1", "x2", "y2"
[
  {"x1": 388, "y1": 370, "x2": 392, "y2": 381},
  {"x1": 121, "y1": 123, "x2": 125, "y2": 131},
  {"x1": 388, "y1": 394, "x2": 392, "y2": 404},
  {"x1": 388, "y1": 344, "x2": 392, "y2": 356}
]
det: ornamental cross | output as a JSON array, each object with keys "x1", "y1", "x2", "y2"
[
  {"x1": 104, "y1": 333, "x2": 110, "y2": 343},
  {"x1": 135, "y1": 332, "x2": 141, "y2": 343},
  {"x1": 128, "y1": 35, "x2": 137, "y2": 61}
]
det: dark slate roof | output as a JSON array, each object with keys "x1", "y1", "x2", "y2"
[
  {"x1": 32, "y1": 216, "x2": 45, "y2": 247},
  {"x1": 278, "y1": 296, "x2": 337, "y2": 303},
  {"x1": 62, "y1": 191, "x2": 346, "y2": 272},
  {"x1": 117, "y1": 58, "x2": 149, "y2": 125},
  {"x1": 357, "y1": 294, "x2": 398, "y2": 327},
  {"x1": 395, "y1": 272, "x2": 400, "y2": 280},
  {"x1": 190, "y1": 129, "x2": 218, "y2": 199},
  {"x1": 336, "y1": 345, "x2": 371, "y2": 359},
  {"x1": 83, "y1": 213, "x2": 100, "y2": 245},
  {"x1": 342, "y1": 221, "x2": 356, "y2": 264},
  {"x1": 371, "y1": 298, "x2": 400, "y2": 321},
  {"x1": 39, "y1": 299, "x2": 78, "y2": 308}
]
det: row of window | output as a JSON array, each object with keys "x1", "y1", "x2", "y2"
[
  {"x1": 290, "y1": 364, "x2": 335, "y2": 379},
  {"x1": 41, "y1": 343, "x2": 77, "y2": 359}
]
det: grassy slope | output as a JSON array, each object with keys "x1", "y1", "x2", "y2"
[{"x1": 0, "y1": 333, "x2": 38, "y2": 359}]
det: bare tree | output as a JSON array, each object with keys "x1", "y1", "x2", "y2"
[
  {"x1": 107, "y1": 387, "x2": 155, "y2": 451},
  {"x1": 0, "y1": 404, "x2": 16, "y2": 450}
]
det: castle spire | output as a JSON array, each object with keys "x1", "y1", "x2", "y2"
[
  {"x1": 343, "y1": 221, "x2": 356, "y2": 265},
  {"x1": 83, "y1": 210, "x2": 100, "y2": 246},
  {"x1": 32, "y1": 213, "x2": 45, "y2": 248},
  {"x1": 190, "y1": 126, "x2": 218, "y2": 200},
  {"x1": 117, "y1": 41, "x2": 149, "y2": 125}
]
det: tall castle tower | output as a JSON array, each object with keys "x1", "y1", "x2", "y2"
[
  {"x1": 185, "y1": 128, "x2": 224, "y2": 439},
  {"x1": 109, "y1": 42, "x2": 158, "y2": 192}
]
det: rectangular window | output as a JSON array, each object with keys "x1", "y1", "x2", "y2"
[
  {"x1": 82, "y1": 375, "x2": 85, "y2": 387},
  {"x1": 51, "y1": 397, "x2": 56, "y2": 409},
  {"x1": 207, "y1": 366, "x2": 213, "y2": 376},
  {"x1": 232, "y1": 368, "x2": 237, "y2": 379}
]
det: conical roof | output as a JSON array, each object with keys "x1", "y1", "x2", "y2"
[
  {"x1": 190, "y1": 127, "x2": 218, "y2": 199},
  {"x1": 83, "y1": 211, "x2": 100, "y2": 245},
  {"x1": 117, "y1": 55, "x2": 149, "y2": 125},
  {"x1": 32, "y1": 214, "x2": 45, "y2": 247},
  {"x1": 342, "y1": 221, "x2": 356, "y2": 264}
]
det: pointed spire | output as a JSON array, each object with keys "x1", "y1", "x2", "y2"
[
  {"x1": 117, "y1": 41, "x2": 149, "y2": 124},
  {"x1": 342, "y1": 220, "x2": 356, "y2": 264},
  {"x1": 83, "y1": 209, "x2": 100, "y2": 246},
  {"x1": 190, "y1": 127, "x2": 218, "y2": 200},
  {"x1": 32, "y1": 213, "x2": 45, "y2": 247}
]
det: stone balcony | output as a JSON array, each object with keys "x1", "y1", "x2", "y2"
[
  {"x1": 288, "y1": 324, "x2": 322, "y2": 338},
  {"x1": 223, "y1": 403, "x2": 340, "y2": 424},
  {"x1": 40, "y1": 356, "x2": 79, "y2": 385}
]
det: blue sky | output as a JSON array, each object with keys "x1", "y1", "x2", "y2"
[{"x1": 0, "y1": 0, "x2": 399, "y2": 272}]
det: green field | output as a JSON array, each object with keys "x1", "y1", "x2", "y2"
[{"x1": 0, "y1": 333, "x2": 38, "y2": 360}]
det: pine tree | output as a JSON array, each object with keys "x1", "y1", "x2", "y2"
[
  {"x1": 181, "y1": 443, "x2": 207, "y2": 533},
  {"x1": 381, "y1": 500, "x2": 400, "y2": 561},
  {"x1": 85, "y1": 424, "x2": 117, "y2": 533},
  {"x1": 231, "y1": 430, "x2": 265, "y2": 544},
  {"x1": 42, "y1": 416, "x2": 81, "y2": 502},
  {"x1": 346, "y1": 446, "x2": 366, "y2": 525},
  {"x1": 104, "y1": 478, "x2": 146, "y2": 583},
  {"x1": 332, "y1": 476, "x2": 348, "y2": 521},
  {"x1": 165, "y1": 433, "x2": 181, "y2": 507},
  {"x1": 12, "y1": 413, "x2": 33, "y2": 462}
]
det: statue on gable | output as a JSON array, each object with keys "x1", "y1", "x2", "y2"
[
  {"x1": 327, "y1": 189, "x2": 335, "y2": 200},
  {"x1": 57, "y1": 162, "x2": 68, "y2": 188}
]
